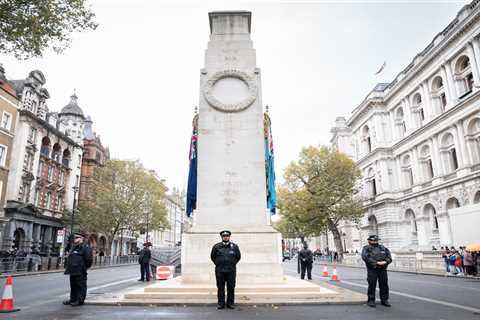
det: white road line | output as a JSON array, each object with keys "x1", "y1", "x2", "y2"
[
  {"x1": 86, "y1": 277, "x2": 138, "y2": 293},
  {"x1": 283, "y1": 265, "x2": 480, "y2": 314}
]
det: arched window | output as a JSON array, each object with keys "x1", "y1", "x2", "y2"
[
  {"x1": 474, "y1": 191, "x2": 480, "y2": 204},
  {"x1": 420, "y1": 145, "x2": 434, "y2": 180},
  {"x1": 424, "y1": 204, "x2": 439, "y2": 231},
  {"x1": 62, "y1": 149, "x2": 71, "y2": 168},
  {"x1": 368, "y1": 215, "x2": 378, "y2": 236},
  {"x1": 446, "y1": 197, "x2": 460, "y2": 210},
  {"x1": 401, "y1": 155, "x2": 414, "y2": 187},
  {"x1": 52, "y1": 143, "x2": 61, "y2": 162},
  {"x1": 432, "y1": 76, "x2": 447, "y2": 114},
  {"x1": 466, "y1": 118, "x2": 480, "y2": 164},
  {"x1": 441, "y1": 133, "x2": 458, "y2": 173},
  {"x1": 395, "y1": 107, "x2": 406, "y2": 138},
  {"x1": 412, "y1": 92, "x2": 425, "y2": 127},
  {"x1": 455, "y1": 55, "x2": 474, "y2": 96},
  {"x1": 363, "y1": 126, "x2": 372, "y2": 154},
  {"x1": 40, "y1": 137, "x2": 51, "y2": 157},
  {"x1": 13, "y1": 228, "x2": 26, "y2": 250},
  {"x1": 405, "y1": 209, "x2": 417, "y2": 234}
]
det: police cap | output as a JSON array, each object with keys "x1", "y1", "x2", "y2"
[
  {"x1": 367, "y1": 235, "x2": 380, "y2": 241},
  {"x1": 219, "y1": 230, "x2": 231, "y2": 237}
]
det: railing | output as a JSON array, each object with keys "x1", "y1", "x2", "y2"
[{"x1": 0, "y1": 255, "x2": 139, "y2": 275}]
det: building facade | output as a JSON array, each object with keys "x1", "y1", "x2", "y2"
[
  {"x1": 331, "y1": 1, "x2": 480, "y2": 252},
  {"x1": 0, "y1": 65, "x2": 19, "y2": 243},
  {"x1": 3, "y1": 70, "x2": 84, "y2": 254}
]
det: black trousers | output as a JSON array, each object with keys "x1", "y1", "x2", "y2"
[
  {"x1": 367, "y1": 267, "x2": 389, "y2": 302},
  {"x1": 140, "y1": 262, "x2": 151, "y2": 281},
  {"x1": 300, "y1": 261, "x2": 312, "y2": 280},
  {"x1": 69, "y1": 274, "x2": 87, "y2": 303},
  {"x1": 215, "y1": 271, "x2": 236, "y2": 306}
]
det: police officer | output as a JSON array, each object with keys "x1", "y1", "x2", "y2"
[
  {"x1": 138, "y1": 242, "x2": 152, "y2": 281},
  {"x1": 63, "y1": 232, "x2": 93, "y2": 306},
  {"x1": 210, "y1": 230, "x2": 241, "y2": 310},
  {"x1": 298, "y1": 242, "x2": 313, "y2": 280},
  {"x1": 361, "y1": 235, "x2": 392, "y2": 308}
]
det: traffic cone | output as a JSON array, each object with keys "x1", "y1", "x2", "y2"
[
  {"x1": 331, "y1": 267, "x2": 339, "y2": 281},
  {"x1": 322, "y1": 266, "x2": 329, "y2": 277},
  {"x1": 0, "y1": 276, "x2": 20, "y2": 313}
]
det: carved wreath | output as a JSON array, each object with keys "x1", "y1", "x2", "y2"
[{"x1": 203, "y1": 69, "x2": 257, "y2": 113}]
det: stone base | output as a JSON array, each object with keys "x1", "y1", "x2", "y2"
[
  {"x1": 98, "y1": 275, "x2": 364, "y2": 305},
  {"x1": 181, "y1": 226, "x2": 284, "y2": 284}
]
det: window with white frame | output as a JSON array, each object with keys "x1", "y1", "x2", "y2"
[
  {"x1": 454, "y1": 55, "x2": 474, "y2": 96},
  {"x1": 46, "y1": 192, "x2": 51, "y2": 209},
  {"x1": 395, "y1": 107, "x2": 406, "y2": 138},
  {"x1": 420, "y1": 145, "x2": 434, "y2": 180},
  {"x1": 412, "y1": 93, "x2": 424, "y2": 128},
  {"x1": 59, "y1": 170, "x2": 65, "y2": 186},
  {"x1": 401, "y1": 155, "x2": 414, "y2": 187},
  {"x1": 362, "y1": 126, "x2": 372, "y2": 154},
  {"x1": 47, "y1": 165, "x2": 54, "y2": 182},
  {"x1": 0, "y1": 145, "x2": 7, "y2": 167},
  {"x1": 432, "y1": 76, "x2": 447, "y2": 114},
  {"x1": 28, "y1": 126, "x2": 37, "y2": 144},
  {"x1": 1, "y1": 111, "x2": 12, "y2": 131},
  {"x1": 441, "y1": 133, "x2": 459, "y2": 173},
  {"x1": 366, "y1": 168, "x2": 377, "y2": 197},
  {"x1": 466, "y1": 118, "x2": 480, "y2": 163},
  {"x1": 56, "y1": 195, "x2": 63, "y2": 211}
]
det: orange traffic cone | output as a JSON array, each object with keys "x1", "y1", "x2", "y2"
[
  {"x1": 0, "y1": 276, "x2": 20, "y2": 313},
  {"x1": 331, "y1": 267, "x2": 339, "y2": 281},
  {"x1": 322, "y1": 266, "x2": 329, "y2": 277}
]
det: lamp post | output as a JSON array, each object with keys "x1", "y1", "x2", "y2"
[{"x1": 69, "y1": 185, "x2": 79, "y2": 250}]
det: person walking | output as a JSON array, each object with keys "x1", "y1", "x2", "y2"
[
  {"x1": 463, "y1": 250, "x2": 474, "y2": 276},
  {"x1": 210, "y1": 230, "x2": 241, "y2": 310},
  {"x1": 138, "y1": 242, "x2": 152, "y2": 281},
  {"x1": 361, "y1": 235, "x2": 392, "y2": 308},
  {"x1": 63, "y1": 232, "x2": 93, "y2": 306},
  {"x1": 298, "y1": 243, "x2": 313, "y2": 280}
]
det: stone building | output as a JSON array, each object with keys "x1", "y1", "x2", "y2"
[
  {"x1": 2, "y1": 70, "x2": 84, "y2": 254},
  {"x1": 331, "y1": 1, "x2": 480, "y2": 252},
  {"x1": 0, "y1": 65, "x2": 19, "y2": 244}
]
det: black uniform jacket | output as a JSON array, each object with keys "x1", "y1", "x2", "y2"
[
  {"x1": 210, "y1": 242, "x2": 241, "y2": 272},
  {"x1": 361, "y1": 244, "x2": 392, "y2": 269},
  {"x1": 65, "y1": 244, "x2": 93, "y2": 276},
  {"x1": 298, "y1": 248, "x2": 313, "y2": 264},
  {"x1": 138, "y1": 249, "x2": 151, "y2": 264}
]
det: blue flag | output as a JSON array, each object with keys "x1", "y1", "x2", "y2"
[
  {"x1": 186, "y1": 122, "x2": 198, "y2": 217},
  {"x1": 264, "y1": 114, "x2": 277, "y2": 215}
]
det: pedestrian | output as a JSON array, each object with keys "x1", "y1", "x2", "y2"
[
  {"x1": 63, "y1": 232, "x2": 93, "y2": 306},
  {"x1": 210, "y1": 230, "x2": 241, "y2": 310},
  {"x1": 298, "y1": 242, "x2": 313, "y2": 280},
  {"x1": 454, "y1": 251, "x2": 464, "y2": 275},
  {"x1": 361, "y1": 235, "x2": 392, "y2": 308},
  {"x1": 98, "y1": 250, "x2": 105, "y2": 257},
  {"x1": 448, "y1": 251, "x2": 457, "y2": 275},
  {"x1": 138, "y1": 242, "x2": 151, "y2": 282},
  {"x1": 463, "y1": 250, "x2": 474, "y2": 276},
  {"x1": 333, "y1": 251, "x2": 339, "y2": 263},
  {"x1": 442, "y1": 249, "x2": 451, "y2": 274}
]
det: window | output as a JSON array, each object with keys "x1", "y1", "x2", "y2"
[
  {"x1": 34, "y1": 189, "x2": 39, "y2": 206},
  {"x1": 426, "y1": 159, "x2": 434, "y2": 179},
  {"x1": 440, "y1": 93, "x2": 447, "y2": 111},
  {"x1": 45, "y1": 192, "x2": 51, "y2": 209},
  {"x1": 24, "y1": 152, "x2": 34, "y2": 172},
  {"x1": 59, "y1": 171, "x2": 65, "y2": 186},
  {"x1": 441, "y1": 133, "x2": 458, "y2": 173},
  {"x1": 37, "y1": 161, "x2": 44, "y2": 177},
  {"x1": 0, "y1": 145, "x2": 7, "y2": 166},
  {"x1": 450, "y1": 149, "x2": 459, "y2": 170},
  {"x1": 47, "y1": 166, "x2": 54, "y2": 182},
  {"x1": 419, "y1": 108, "x2": 425, "y2": 121},
  {"x1": 28, "y1": 127, "x2": 37, "y2": 143},
  {"x1": 1, "y1": 112, "x2": 12, "y2": 131},
  {"x1": 56, "y1": 195, "x2": 63, "y2": 211}
]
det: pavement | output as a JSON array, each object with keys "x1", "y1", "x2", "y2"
[{"x1": 0, "y1": 262, "x2": 479, "y2": 319}]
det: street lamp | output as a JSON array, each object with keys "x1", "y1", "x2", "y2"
[{"x1": 69, "y1": 185, "x2": 79, "y2": 250}]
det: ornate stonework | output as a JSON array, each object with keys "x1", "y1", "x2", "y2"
[{"x1": 203, "y1": 69, "x2": 257, "y2": 113}]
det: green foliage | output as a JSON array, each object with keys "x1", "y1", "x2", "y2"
[
  {"x1": 72, "y1": 160, "x2": 168, "y2": 251},
  {"x1": 0, "y1": 0, "x2": 98, "y2": 59},
  {"x1": 278, "y1": 146, "x2": 364, "y2": 254}
]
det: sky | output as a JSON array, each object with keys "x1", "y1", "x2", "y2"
[{"x1": 0, "y1": 0, "x2": 468, "y2": 191}]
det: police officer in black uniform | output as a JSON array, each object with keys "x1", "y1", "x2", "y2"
[
  {"x1": 361, "y1": 235, "x2": 392, "y2": 308},
  {"x1": 298, "y1": 242, "x2": 313, "y2": 280},
  {"x1": 63, "y1": 232, "x2": 93, "y2": 306},
  {"x1": 210, "y1": 230, "x2": 241, "y2": 310}
]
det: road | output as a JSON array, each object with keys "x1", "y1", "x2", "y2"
[{"x1": 0, "y1": 262, "x2": 479, "y2": 320}]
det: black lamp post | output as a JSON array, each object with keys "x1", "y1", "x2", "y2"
[{"x1": 69, "y1": 185, "x2": 79, "y2": 250}]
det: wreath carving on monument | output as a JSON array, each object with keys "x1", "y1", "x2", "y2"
[{"x1": 203, "y1": 69, "x2": 257, "y2": 113}]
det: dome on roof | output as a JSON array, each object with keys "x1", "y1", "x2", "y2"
[{"x1": 60, "y1": 93, "x2": 84, "y2": 118}]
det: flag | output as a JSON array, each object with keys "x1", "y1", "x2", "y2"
[
  {"x1": 264, "y1": 114, "x2": 277, "y2": 215},
  {"x1": 186, "y1": 117, "x2": 198, "y2": 217},
  {"x1": 374, "y1": 61, "x2": 387, "y2": 75}
]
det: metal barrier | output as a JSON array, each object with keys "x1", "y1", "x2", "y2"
[{"x1": 0, "y1": 254, "x2": 139, "y2": 275}]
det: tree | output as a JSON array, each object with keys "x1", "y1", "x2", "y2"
[
  {"x1": 278, "y1": 146, "x2": 364, "y2": 258},
  {"x1": 72, "y1": 160, "x2": 168, "y2": 255},
  {"x1": 0, "y1": 0, "x2": 98, "y2": 59}
]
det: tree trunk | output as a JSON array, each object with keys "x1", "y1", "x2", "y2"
[
  {"x1": 327, "y1": 218, "x2": 344, "y2": 260},
  {"x1": 106, "y1": 236, "x2": 114, "y2": 256}
]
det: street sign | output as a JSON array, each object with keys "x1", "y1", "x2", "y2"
[
  {"x1": 57, "y1": 229, "x2": 64, "y2": 243},
  {"x1": 156, "y1": 266, "x2": 174, "y2": 280}
]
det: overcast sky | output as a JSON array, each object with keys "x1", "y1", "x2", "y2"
[{"x1": 0, "y1": 0, "x2": 467, "y2": 191}]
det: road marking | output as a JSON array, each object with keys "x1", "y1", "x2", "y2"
[
  {"x1": 283, "y1": 265, "x2": 480, "y2": 314},
  {"x1": 87, "y1": 277, "x2": 138, "y2": 293}
]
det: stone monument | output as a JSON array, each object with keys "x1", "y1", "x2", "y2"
[{"x1": 181, "y1": 10, "x2": 284, "y2": 284}]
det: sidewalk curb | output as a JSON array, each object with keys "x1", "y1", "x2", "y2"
[
  {"x1": 0, "y1": 263, "x2": 137, "y2": 279},
  {"x1": 313, "y1": 262, "x2": 480, "y2": 280}
]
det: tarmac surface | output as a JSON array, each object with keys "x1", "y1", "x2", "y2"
[{"x1": 0, "y1": 261, "x2": 479, "y2": 319}]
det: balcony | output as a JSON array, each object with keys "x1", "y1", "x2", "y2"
[{"x1": 40, "y1": 147, "x2": 49, "y2": 158}]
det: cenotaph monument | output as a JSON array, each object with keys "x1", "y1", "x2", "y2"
[
  {"x1": 113, "y1": 11, "x2": 364, "y2": 305},
  {"x1": 181, "y1": 10, "x2": 283, "y2": 285}
]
